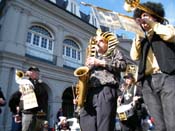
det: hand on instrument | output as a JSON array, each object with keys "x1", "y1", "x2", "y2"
[
  {"x1": 25, "y1": 71, "x2": 32, "y2": 76},
  {"x1": 133, "y1": 96, "x2": 141, "y2": 102},
  {"x1": 135, "y1": 12, "x2": 157, "y2": 31},
  {"x1": 85, "y1": 57, "x2": 105, "y2": 67},
  {"x1": 132, "y1": 96, "x2": 141, "y2": 106},
  {"x1": 117, "y1": 96, "x2": 122, "y2": 106},
  {"x1": 136, "y1": 17, "x2": 155, "y2": 25}
]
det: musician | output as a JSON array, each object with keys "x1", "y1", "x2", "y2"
[
  {"x1": 130, "y1": 1, "x2": 175, "y2": 131},
  {"x1": 79, "y1": 30, "x2": 127, "y2": 131},
  {"x1": 17, "y1": 66, "x2": 48, "y2": 131},
  {"x1": 117, "y1": 73, "x2": 143, "y2": 131}
]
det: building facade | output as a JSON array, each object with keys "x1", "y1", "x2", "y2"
[{"x1": 0, "y1": 0, "x2": 134, "y2": 130}]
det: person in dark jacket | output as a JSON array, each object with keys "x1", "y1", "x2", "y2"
[
  {"x1": 9, "y1": 91, "x2": 22, "y2": 131},
  {"x1": 16, "y1": 66, "x2": 48, "y2": 131},
  {"x1": 130, "y1": 1, "x2": 175, "y2": 131},
  {"x1": 78, "y1": 29, "x2": 127, "y2": 131}
]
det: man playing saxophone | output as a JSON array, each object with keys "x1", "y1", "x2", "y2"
[{"x1": 78, "y1": 30, "x2": 127, "y2": 131}]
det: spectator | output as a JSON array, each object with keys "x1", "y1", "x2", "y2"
[
  {"x1": 56, "y1": 108, "x2": 63, "y2": 122},
  {"x1": 58, "y1": 117, "x2": 70, "y2": 131},
  {"x1": 9, "y1": 91, "x2": 22, "y2": 131},
  {"x1": 0, "y1": 87, "x2": 6, "y2": 114},
  {"x1": 42, "y1": 121, "x2": 49, "y2": 131}
]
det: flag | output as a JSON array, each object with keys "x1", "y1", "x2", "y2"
[{"x1": 81, "y1": 2, "x2": 145, "y2": 37}]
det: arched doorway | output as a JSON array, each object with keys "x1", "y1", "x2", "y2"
[{"x1": 62, "y1": 87, "x2": 75, "y2": 118}]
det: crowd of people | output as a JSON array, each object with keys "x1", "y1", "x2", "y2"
[
  {"x1": 73, "y1": 1, "x2": 175, "y2": 131},
  {"x1": 0, "y1": 1, "x2": 175, "y2": 131}
]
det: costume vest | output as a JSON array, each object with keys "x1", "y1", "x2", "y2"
[{"x1": 138, "y1": 33, "x2": 175, "y2": 81}]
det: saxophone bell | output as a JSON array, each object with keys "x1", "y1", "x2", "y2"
[
  {"x1": 74, "y1": 66, "x2": 89, "y2": 78},
  {"x1": 74, "y1": 66, "x2": 89, "y2": 108}
]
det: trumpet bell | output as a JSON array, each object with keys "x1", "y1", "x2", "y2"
[
  {"x1": 16, "y1": 70, "x2": 24, "y2": 78},
  {"x1": 124, "y1": 0, "x2": 139, "y2": 12},
  {"x1": 125, "y1": 0, "x2": 140, "y2": 8}
]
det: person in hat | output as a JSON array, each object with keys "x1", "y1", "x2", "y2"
[
  {"x1": 17, "y1": 66, "x2": 49, "y2": 131},
  {"x1": 78, "y1": 30, "x2": 127, "y2": 131},
  {"x1": 130, "y1": 1, "x2": 175, "y2": 131},
  {"x1": 41, "y1": 121, "x2": 49, "y2": 131},
  {"x1": 117, "y1": 73, "x2": 143, "y2": 131}
]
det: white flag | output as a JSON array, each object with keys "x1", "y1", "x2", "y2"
[
  {"x1": 81, "y1": 2, "x2": 144, "y2": 37},
  {"x1": 92, "y1": 7, "x2": 144, "y2": 37}
]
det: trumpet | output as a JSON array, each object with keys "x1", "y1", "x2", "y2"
[
  {"x1": 16, "y1": 70, "x2": 27, "y2": 78},
  {"x1": 124, "y1": 0, "x2": 169, "y2": 23},
  {"x1": 16, "y1": 70, "x2": 24, "y2": 78},
  {"x1": 15, "y1": 70, "x2": 29, "y2": 84}
]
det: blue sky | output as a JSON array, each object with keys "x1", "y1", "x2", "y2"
[{"x1": 78, "y1": 0, "x2": 175, "y2": 38}]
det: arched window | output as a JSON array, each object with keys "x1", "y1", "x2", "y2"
[
  {"x1": 62, "y1": 39, "x2": 82, "y2": 68},
  {"x1": 26, "y1": 25, "x2": 54, "y2": 62}
]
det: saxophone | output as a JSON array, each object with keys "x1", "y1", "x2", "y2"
[{"x1": 74, "y1": 37, "x2": 96, "y2": 111}]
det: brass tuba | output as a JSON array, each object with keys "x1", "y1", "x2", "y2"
[
  {"x1": 74, "y1": 37, "x2": 96, "y2": 111},
  {"x1": 124, "y1": 0, "x2": 168, "y2": 23}
]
